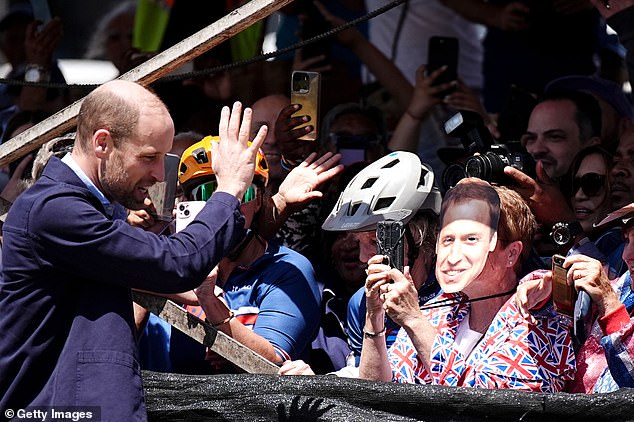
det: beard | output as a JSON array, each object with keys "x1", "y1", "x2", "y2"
[{"x1": 100, "y1": 152, "x2": 145, "y2": 210}]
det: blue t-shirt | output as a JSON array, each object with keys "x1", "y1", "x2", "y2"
[
  {"x1": 140, "y1": 241, "x2": 322, "y2": 370},
  {"x1": 221, "y1": 241, "x2": 322, "y2": 361}
]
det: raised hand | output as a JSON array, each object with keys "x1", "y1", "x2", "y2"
[
  {"x1": 214, "y1": 102, "x2": 268, "y2": 200},
  {"x1": 565, "y1": 254, "x2": 621, "y2": 318},
  {"x1": 504, "y1": 161, "x2": 575, "y2": 226},
  {"x1": 515, "y1": 270, "x2": 552, "y2": 325},
  {"x1": 492, "y1": 2, "x2": 531, "y2": 31},
  {"x1": 274, "y1": 103, "x2": 319, "y2": 163},
  {"x1": 25, "y1": 17, "x2": 63, "y2": 67},
  {"x1": 365, "y1": 254, "x2": 392, "y2": 316},
  {"x1": 381, "y1": 266, "x2": 423, "y2": 329},
  {"x1": 273, "y1": 152, "x2": 343, "y2": 213}
]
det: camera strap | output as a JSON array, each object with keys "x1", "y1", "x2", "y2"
[{"x1": 420, "y1": 287, "x2": 517, "y2": 311}]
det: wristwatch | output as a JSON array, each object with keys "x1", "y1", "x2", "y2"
[
  {"x1": 24, "y1": 64, "x2": 50, "y2": 83},
  {"x1": 550, "y1": 221, "x2": 584, "y2": 246}
]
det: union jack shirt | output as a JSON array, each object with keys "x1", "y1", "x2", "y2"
[
  {"x1": 387, "y1": 291, "x2": 576, "y2": 392},
  {"x1": 568, "y1": 271, "x2": 634, "y2": 393}
]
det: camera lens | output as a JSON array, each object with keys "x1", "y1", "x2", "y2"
[
  {"x1": 464, "y1": 152, "x2": 506, "y2": 183},
  {"x1": 292, "y1": 72, "x2": 310, "y2": 93},
  {"x1": 442, "y1": 163, "x2": 468, "y2": 190}
]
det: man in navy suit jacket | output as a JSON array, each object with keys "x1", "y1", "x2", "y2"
[{"x1": 0, "y1": 80, "x2": 268, "y2": 421}]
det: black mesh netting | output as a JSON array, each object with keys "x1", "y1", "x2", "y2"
[{"x1": 143, "y1": 371, "x2": 634, "y2": 421}]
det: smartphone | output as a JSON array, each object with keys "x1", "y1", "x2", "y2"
[
  {"x1": 146, "y1": 153, "x2": 180, "y2": 221},
  {"x1": 297, "y1": 0, "x2": 331, "y2": 64},
  {"x1": 376, "y1": 220, "x2": 405, "y2": 273},
  {"x1": 290, "y1": 71, "x2": 320, "y2": 141},
  {"x1": 427, "y1": 36, "x2": 459, "y2": 97},
  {"x1": 552, "y1": 254, "x2": 576, "y2": 318},
  {"x1": 30, "y1": 0, "x2": 52, "y2": 26},
  {"x1": 175, "y1": 201, "x2": 206, "y2": 232}
]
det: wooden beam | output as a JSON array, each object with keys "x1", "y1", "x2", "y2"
[{"x1": 0, "y1": 0, "x2": 295, "y2": 167}]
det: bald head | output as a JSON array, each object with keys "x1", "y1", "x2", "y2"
[
  {"x1": 76, "y1": 80, "x2": 172, "y2": 153},
  {"x1": 71, "y1": 80, "x2": 175, "y2": 209}
]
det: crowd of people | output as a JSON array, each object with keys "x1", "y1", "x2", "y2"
[{"x1": 1, "y1": 0, "x2": 634, "y2": 420}]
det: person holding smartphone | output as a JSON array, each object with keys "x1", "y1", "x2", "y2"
[
  {"x1": 359, "y1": 178, "x2": 575, "y2": 391},
  {"x1": 516, "y1": 201, "x2": 634, "y2": 393}
]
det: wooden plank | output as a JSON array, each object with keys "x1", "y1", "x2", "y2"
[
  {"x1": 0, "y1": 0, "x2": 295, "y2": 167},
  {"x1": 133, "y1": 292, "x2": 279, "y2": 374}
]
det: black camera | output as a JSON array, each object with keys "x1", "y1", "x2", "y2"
[
  {"x1": 441, "y1": 111, "x2": 535, "y2": 190},
  {"x1": 463, "y1": 143, "x2": 536, "y2": 185}
]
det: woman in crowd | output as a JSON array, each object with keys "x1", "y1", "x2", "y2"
[{"x1": 568, "y1": 145, "x2": 614, "y2": 235}]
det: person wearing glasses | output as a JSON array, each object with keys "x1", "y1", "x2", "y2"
[
  {"x1": 320, "y1": 102, "x2": 388, "y2": 167},
  {"x1": 516, "y1": 202, "x2": 634, "y2": 393},
  {"x1": 569, "y1": 145, "x2": 613, "y2": 235},
  {"x1": 567, "y1": 145, "x2": 629, "y2": 279},
  {"x1": 174, "y1": 136, "x2": 322, "y2": 371}
]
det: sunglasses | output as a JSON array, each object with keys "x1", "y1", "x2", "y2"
[
  {"x1": 190, "y1": 180, "x2": 257, "y2": 203},
  {"x1": 573, "y1": 173, "x2": 606, "y2": 197}
]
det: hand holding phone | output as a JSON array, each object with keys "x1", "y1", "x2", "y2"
[
  {"x1": 376, "y1": 221, "x2": 405, "y2": 273},
  {"x1": 290, "y1": 71, "x2": 321, "y2": 141},
  {"x1": 551, "y1": 254, "x2": 576, "y2": 318},
  {"x1": 427, "y1": 36, "x2": 459, "y2": 97}
]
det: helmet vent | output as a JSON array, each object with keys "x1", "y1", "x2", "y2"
[
  {"x1": 418, "y1": 168, "x2": 428, "y2": 187},
  {"x1": 361, "y1": 177, "x2": 378, "y2": 189},
  {"x1": 349, "y1": 202, "x2": 362, "y2": 216},
  {"x1": 193, "y1": 148, "x2": 208, "y2": 164},
  {"x1": 381, "y1": 158, "x2": 399, "y2": 169},
  {"x1": 374, "y1": 197, "x2": 395, "y2": 211}
]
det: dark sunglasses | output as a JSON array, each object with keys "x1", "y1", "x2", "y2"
[{"x1": 573, "y1": 173, "x2": 606, "y2": 197}]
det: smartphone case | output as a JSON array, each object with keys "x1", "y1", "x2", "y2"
[
  {"x1": 376, "y1": 220, "x2": 405, "y2": 272},
  {"x1": 290, "y1": 71, "x2": 320, "y2": 141}
]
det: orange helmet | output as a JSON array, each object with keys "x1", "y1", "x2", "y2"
[{"x1": 178, "y1": 135, "x2": 269, "y2": 198}]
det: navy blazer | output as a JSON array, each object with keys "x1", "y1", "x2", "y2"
[{"x1": 0, "y1": 157, "x2": 246, "y2": 421}]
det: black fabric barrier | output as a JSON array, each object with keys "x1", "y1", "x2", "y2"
[{"x1": 143, "y1": 371, "x2": 634, "y2": 421}]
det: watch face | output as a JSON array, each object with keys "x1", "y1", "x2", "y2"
[
  {"x1": 552, "y1": 230, "x2": 569, "y2": 245},
  {"x1": 25, "y1": 68, "x2": 41, "y2": 83},
  {"x1": 550, "y1": 223, "x2": 571, "y2": 246}
]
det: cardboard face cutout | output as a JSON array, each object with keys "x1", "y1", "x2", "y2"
[{"x1": 435, "y1": 179, "x2": 500, "y2": 294}]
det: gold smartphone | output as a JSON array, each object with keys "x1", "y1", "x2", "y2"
[
  {"x1": 552, "y1": 254, "x2": 576, "y2": 318},
  {"x1": 290, "y1": 71, "x2": 320, "y2": 141}
]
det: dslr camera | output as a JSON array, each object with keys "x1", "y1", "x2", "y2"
[{"x1": 441, "y1": 110, "x2": 535, "y2": 190}]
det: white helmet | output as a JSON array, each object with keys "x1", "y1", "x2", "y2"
[{"x1": 322, "y1": 151, "x2": 441, "y2": 232}]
